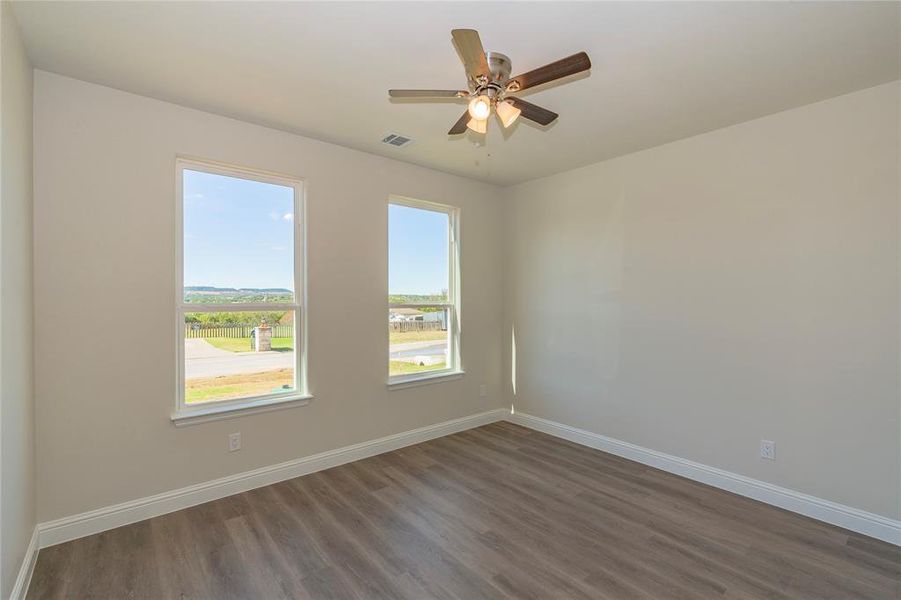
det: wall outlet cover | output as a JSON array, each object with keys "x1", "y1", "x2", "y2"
[{"x1": 760, "y1": 439, "x2": 775, "y2": 460}]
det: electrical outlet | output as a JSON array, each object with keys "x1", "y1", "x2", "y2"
[
  {"x1": 228, "y1": 432, "x2": 242, "y2": 452},
  {"x1": 479, "y1": 384, "x2": 488, "y2": 398},
  {"x1": 760, "y1": 439, "x2": 775, "y2": 460}
]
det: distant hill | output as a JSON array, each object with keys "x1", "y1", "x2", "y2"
[
  {"x1": 185, "y1": 286, "x2": 292, "y2": 293},
  {"x1": 389, "y1": 293, "x2": 449, "y2": 304},
  {"x1": 184, "y1": 286, "x2": 294, "y2": 306}
]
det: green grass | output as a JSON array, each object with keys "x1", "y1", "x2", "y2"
[
  {"x1": 204, "y1": 337, "x2": 293, "y2": 353},
  {"x1": 389, "y1": 330, "x2": 446, "y2": 344},
  {"x1": 389, "y1": 360, "x2": 446, "y2": 376},
  {"x1": 185, "y1": 368, "x2": 294, "y2": 404}
]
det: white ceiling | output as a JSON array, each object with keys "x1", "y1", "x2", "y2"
[{"x1": 12, "y1": 1, "x2": 900, "y2": 186}]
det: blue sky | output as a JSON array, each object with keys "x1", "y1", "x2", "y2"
[
  {"x1": 183, "y1": 169, "x2": 295, "y2": 290},
  {"x1": 183, "y1": 170, "x2": 449, "y2": 296},
  {"x1": 389, "y1": 204, "x2": 448, "y2": 297}
]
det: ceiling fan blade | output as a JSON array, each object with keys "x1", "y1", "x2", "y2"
[
  {"x1": 508, "y1": 52, "x2": 591, "y2": 92},
  {"x1": 448, "y1": 110, "x2": 470, "y2": 135},
  {"x1": 389, "y1": 89, "x2": 467, "y2": 98},
  {"x1": 451, "y1": 29, "x2": 490, "y2": 81},
  {"x1": 507, "y1": 97, "x2": 558, "y2": 126}
]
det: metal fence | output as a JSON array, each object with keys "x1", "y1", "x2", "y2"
[{"x1": 185, "y1": 324, "x2": 294, "y2": 339}]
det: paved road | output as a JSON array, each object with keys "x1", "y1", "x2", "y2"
[
  {"x1": 391, "y1": 341, "x2": 447, "y2": 365},
  {"x1": 184, "y1": 339, "x2": 293, "y2": 379},
  {"x1": 184, "y1": 339, "x2": 448, "y2": 379}
]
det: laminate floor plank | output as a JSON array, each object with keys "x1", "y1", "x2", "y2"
[{"x1": 27, "y1": 423, "x2": 900, "y2": 599}]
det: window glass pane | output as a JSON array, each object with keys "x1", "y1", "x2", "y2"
[
  {"x1": 388, "y1": 204, "x2": 449, "y2": 303},
  {"x1": 389, "y1": 307, "x2": 449, "y2": 377},
  {"x1": 183, "y1": 169, "x2": 294, "y2": 304},
  {"x1": 184, "y1": 310, "x2": 295, "y2": 404}
]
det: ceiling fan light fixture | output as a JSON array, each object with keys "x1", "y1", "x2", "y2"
[
  {"x1": 389, "y1": 29, "x2": 588, "y2": 137},
  {"x1": 466, "y1": 118, "x2": 487, "y2": 134},
  {"x1": 468, "y1": 95, "x2": 492, "y2": 120},
  {"x1": 496, "y1": 100, "x2": 521, "y2": 128}
]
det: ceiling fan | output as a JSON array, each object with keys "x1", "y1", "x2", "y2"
[{"x1": 389, "y1": 29, "x2": 591, "y2": 135}]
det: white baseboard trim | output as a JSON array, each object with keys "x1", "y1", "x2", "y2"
[
  {"x1": 37, "y1": 409, "x2": 507, "y2": 549},
  {"x1": 9, "y1": 526, "x2": 39, "y2": 600},
  {"x1": 508, "y1": 411, "x2": 901, "y2": 546},
  {"x1": 31, "y1": 406, "x2": 900, "y2": 558}
]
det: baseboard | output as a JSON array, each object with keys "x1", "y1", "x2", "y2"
[
  {"x1": 9, "y1": 526, "x2": 39, "y2": 600},
  {"x1": 33, "y1": 406, "x2": 900, "y2": 554},
  {"x1": 37, "y1": 409, "x2": 507, "y2": 549},
  {"x1": 508, "y1": 411, "x2": 901, "y2": 546}
]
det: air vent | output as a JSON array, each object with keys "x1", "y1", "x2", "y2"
[{"x1": 381, "y1": 133, "x2": 414, "y2": 148}]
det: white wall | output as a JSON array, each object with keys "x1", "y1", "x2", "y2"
[
  {"x1": 33, "y1": 71, "x2": 505, "y2": 522},
  {"x1": 0, "y1": 1, "x2": 36, "y2": 595},
  {"x1": 503, "y1": 82, "x2": 901, "y2": 520}
]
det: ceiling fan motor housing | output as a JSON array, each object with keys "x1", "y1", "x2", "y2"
[
  {"x1": 477, "y1": 52, "x2": 512, "y2": 100},
  {"x1": 486, "y1": 52, "x2": 512, "y2": 84},
  {"x1": 389, "y1": 30, "x2": 590, "y2": 134}
]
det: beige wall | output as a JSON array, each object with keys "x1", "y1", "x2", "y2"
[
  {"x1": 1, "y1": 1, "x2": 36, "y2": 596},
  {"x1": 33, "y1": 71, "x2": 505, "y2": 522},
  {"x1": 503, "y1": 82, "x2": 901, "y2": 519},
  {"x1": 28, "y1": 68, "x2": 901, "y2": 529}
]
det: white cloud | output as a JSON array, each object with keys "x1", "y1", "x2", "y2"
[{"x1": 282, "y1": 213, "x2": 293, "y2": 221}]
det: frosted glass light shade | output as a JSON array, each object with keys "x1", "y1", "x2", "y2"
[
  {"x1": 496, "y1": 100, "x2": 521, "y2": 128},
  {"x1": 466, "y1": 118, "x2": 487, "y2": 134},
  {"x1": 468, "y1": 95, "x2": 491, "y2": 120}
]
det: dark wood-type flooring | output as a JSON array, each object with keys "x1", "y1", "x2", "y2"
[{"x1": 28, "y1": 422, "x2": 901, "y2": 599}]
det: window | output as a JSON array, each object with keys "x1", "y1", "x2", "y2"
[
  {"x1": 388, "y1": 197, "x2": 460, "y2": 384},
  {"x1": 175, "y1": 159, "x2": 307, "y2": 422}
]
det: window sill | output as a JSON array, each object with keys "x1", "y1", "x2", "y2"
[
  {"x1": 171, "y1": 393, "x2": 313, "y2": 427},
  {"x1": 387, "y1": 370, "x2": 465, "y2": 390}
]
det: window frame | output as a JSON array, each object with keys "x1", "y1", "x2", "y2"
[
  {"x1": 387, "y1": 195, "x2": 462, "y2": 387},
  {"x1": 173, "y1": 157, "x2": 310, "y2": 425}
]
